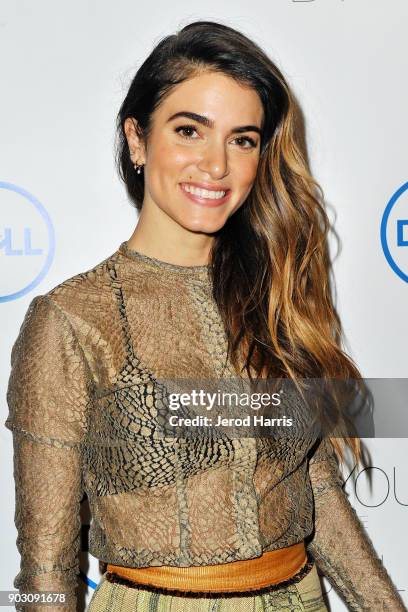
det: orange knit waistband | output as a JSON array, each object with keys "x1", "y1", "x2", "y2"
[{"x1": 105, "y1": 541, "x2": 308, "y2": 594}]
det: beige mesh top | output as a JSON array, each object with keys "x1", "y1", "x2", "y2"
[{"x1": 4, "y1": 240, "x2": 406, "y2": 611}]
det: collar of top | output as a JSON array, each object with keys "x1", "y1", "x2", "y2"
[{"x1": 118, "y1": 241, "x2": 211, "y2": 280}]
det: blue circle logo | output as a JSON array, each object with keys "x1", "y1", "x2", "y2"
[
  {"x1": 80, "y1": 570, "x2": 98, "y2": 589},
  {"x1": 381, "y1": 182, "x2": 408, "y2": 283},
  {"x1": 0, "y1": 182, "x2": 55, "y2": 302}
]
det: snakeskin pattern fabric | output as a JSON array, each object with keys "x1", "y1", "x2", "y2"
[{"x1": 4, "y1": 240, "x2": 406, "y2": 611}]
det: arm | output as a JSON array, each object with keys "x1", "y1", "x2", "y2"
[
  {"x1": 5, "y1": 295, "x2": 93, "y2": 611},
  {"x1": 306, "y1": 436, "x2": 406, "y2": 611}
]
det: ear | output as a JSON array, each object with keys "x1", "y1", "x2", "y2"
[{"x1": 124, "y1": 117, "x2": 146, "y2": 165}]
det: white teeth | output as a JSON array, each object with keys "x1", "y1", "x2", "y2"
[{"x1": 183, "y1": 184, "x2": 226, "y2": 199}]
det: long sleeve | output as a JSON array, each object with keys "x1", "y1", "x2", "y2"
[
  {"x1": 4, "y1": 295, "x2": 93, "y2": 612},
  {"x1": 306, "y1": 437, "x2": 406, "y2": 611}
]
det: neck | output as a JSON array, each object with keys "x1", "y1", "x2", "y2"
[{"x1": 127, "y1": 199, "x2": 215, "y2": 267}]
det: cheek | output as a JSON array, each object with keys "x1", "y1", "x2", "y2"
[
  {"x1": 228, "y1": 158, "x2": 259, "y2": 212},
  {"x1": 235, "y1": 157, "x2": 259, "y2": 190},
  {"x1": 149, "y1": 141, "x2": 194, "y2": 177}
]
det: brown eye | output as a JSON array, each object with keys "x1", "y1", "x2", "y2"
[
  {"x1": 175, "y1": 125, "x2": 199, "y2": 139},
  {"x1": 234, "y1": 136, "x2": 257, "y2": 149}
]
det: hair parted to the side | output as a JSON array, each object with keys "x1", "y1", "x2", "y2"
[{"x1": 115, "y1": 20, "x2": 366, "y2": 467}]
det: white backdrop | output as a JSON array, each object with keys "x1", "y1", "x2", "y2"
[{"x1": 1, "y1": 1, "x2": 407, "y2": 609}]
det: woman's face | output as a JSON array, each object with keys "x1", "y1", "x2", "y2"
[{"x1": 126, "y1": 70, "x2": 264, "y2": 235}]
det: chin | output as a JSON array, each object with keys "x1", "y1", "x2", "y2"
[{"x1": 182, "y1": 217, "x2": 228, "y2": 235}]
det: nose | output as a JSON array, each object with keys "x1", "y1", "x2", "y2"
[{"x1": 197, "y1": 140, "x2": 229, "y2": 179}]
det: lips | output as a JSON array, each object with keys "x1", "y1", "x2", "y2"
[{"x1": 180, "y1": 181, "x2": 230, "y2": 192}]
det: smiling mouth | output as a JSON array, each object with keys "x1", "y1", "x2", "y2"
[{"x1": 180, "y1": 183, "x2": 229, "y2": 200}]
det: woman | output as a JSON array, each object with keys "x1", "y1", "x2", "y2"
[{"x1": 5, "y1": 20, "x2": 405, "y2": 612}]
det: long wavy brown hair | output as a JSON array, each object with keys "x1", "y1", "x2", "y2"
[{"x1": 115, "y1": 20, "x2": 365, "y2": 466}]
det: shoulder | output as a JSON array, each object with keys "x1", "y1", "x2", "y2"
[
  {"x1": 22, "y1": 247, "x2": 123, "y2": 338},
  {"x1": 47, "y1": 248, "x2": 119, "y2": 301}
]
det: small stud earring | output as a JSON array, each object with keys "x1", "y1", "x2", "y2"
[{"x1": 133, "y1": 163, "x2": 143, "y2": 174}]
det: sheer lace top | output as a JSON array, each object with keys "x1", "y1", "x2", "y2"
[{"x1": 4, "y1": 241, "x2": 405, "y2": 611}]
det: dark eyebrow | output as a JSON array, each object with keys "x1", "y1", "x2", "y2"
[{"x1": 167, "y1": 111, "x2": 261, "y2": 136}]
